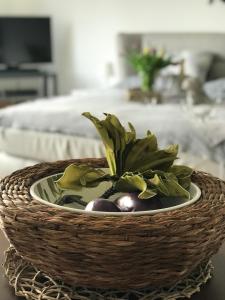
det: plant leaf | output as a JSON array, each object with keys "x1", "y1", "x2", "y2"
[
  {"x1": 56, "y1": 194, "x2": 83, "y2": 206},
  {"x1": 124, "y1": 131, "x2": 158, "y2": 171},
  {"x1": 168, "y1": 165, "x2": 193, "y2": 190},
  {"x1": 56, "y1": 164, "x2": 108, "y2": 190},
  {"x1": 82, "y1": 112, "x2": 117, "y2": 175},
  {"x1": 83, "y1": 112, "x2": 136, "y2": 177},
  {"x1": 115, "y1": 173, "x2": 156, "y2": 199},
  {"x1": 80, "y1": 112, "x2": 191, "y2": 200},
  {"x1": 128, "y1": 144, "x2": 178, "y2": 173},
  {"x1": 149, "y1": 174, "x2": 190, "y2": 199},
  {"x1": 125, "y1": 122, "x2": 136, "y2": 144}
]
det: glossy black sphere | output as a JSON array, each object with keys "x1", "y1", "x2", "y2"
[
  {"x1": 114, "y1": 193, "x2": 163, "y2": 212},
  {"x1": 85, "y1": 198, "x2": 121, "y2": 212}
]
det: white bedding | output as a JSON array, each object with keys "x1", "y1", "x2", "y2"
[
  {"x1": 0, "y1": 88, "x2": 225, "y2": 163},
  {"x1": 0, "y1": 127, "x2": 104, "y2": 162},
  {"x1": 0, "y1": 152, "x2": 39, "y2": 177}
]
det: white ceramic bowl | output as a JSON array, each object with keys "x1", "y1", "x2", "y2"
[{"x1": 30, "y1": 173, "x2": 201, "y2": 216}]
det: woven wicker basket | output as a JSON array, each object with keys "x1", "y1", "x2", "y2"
[{"x1": 0, "y1": 158, "x2": 225, "y2": 290}]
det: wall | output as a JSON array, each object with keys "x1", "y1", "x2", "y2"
[{"x1": 0, "y1": 0, "x2": 225, "y2": 93}]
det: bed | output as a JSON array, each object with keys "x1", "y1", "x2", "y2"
[
  {"x1": 0, "y1": 33, "x2": 225, "y2": 177},
  {"x1": 0, "y1": 88, "x2": 225, "y2": 177}
]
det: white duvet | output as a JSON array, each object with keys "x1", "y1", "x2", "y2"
[{"x1": 0, "y1": 88, "x2": 225, "y2": 161}]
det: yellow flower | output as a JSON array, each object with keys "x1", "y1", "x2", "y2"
[
  {"x1": 157, "y1": 48, "x2": 165, "y2": 58},
  {"x1": 143, "y1": 47, "x2": 150, "y2": 55}
]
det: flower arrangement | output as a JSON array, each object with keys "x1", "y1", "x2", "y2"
[
  {"x1": 128, "y1": 48, "x2": 173, "y2": 92},
  {"x1": 56, "y1": 112, "x2": 192, "y2": 212}
]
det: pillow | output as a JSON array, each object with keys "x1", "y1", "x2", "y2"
[
  {"x1": 114, "y1": 76, "x2": 141, "y2": 89},
  {"x1": 154, "y1": 74, "x2": 184, "y2": 101},
  {"x1": 182, "y1": 77, "x2": 212, "y2": 105},
  {"x1": 207, "y1": 56, "x2": 225, "y2": 81},
  {"x1": 161, "y1": 51, "x2": 214, "y2": 83},
  {"x1": 203, "y1": 78, "x2": 225, "y2": 103},
  {"x1": 183, "y1": 51, "x2": 214, "y2": 82}
]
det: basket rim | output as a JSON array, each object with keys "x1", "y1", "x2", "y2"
[{"x1": 30, "y1": 172, "x2": 201, "y2": 217}]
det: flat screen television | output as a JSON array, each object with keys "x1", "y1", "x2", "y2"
[{"x1": 0, "y1": 17, "x2": 52, "y2": 69}]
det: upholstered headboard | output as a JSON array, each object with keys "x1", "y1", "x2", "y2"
[{"x1": 117, "y1": 33, "x2": 225, "y2": 81}]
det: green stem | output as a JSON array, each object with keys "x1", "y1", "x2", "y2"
[
  {"x1": 56, "y1": 195, "x2": 87, "y2": 207},
  {"x1": 140, "y1": 71, "x2": 155, "y2": 92},
  {"x1": 101, "y1": 184, "x2": 117, "y2": 199}
]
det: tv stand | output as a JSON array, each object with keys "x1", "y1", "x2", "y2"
[
  {"x1": 0, "y1": 69, "x2": 58, "y2": 100},
  {"x1": 4, "y1": 67, "x2": 39, "y2": 73}
]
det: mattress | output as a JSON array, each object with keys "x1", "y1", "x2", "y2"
[
  {"x1": 0, "y1": 152, "x2": 39, "y2": 177},
  {"x1": 0, "y1": 127, "x2": 105, "y2": 162},
  {"x1": 0, "y1": 126, "x2": 223, "y2": 178},
  {"x1": 0, "y1": 89, "x2": 225, "y2": 163}
]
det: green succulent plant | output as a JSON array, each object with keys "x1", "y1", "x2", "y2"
[{"x1": 56, "y1": 112, "x2": 192, "y2": 200}]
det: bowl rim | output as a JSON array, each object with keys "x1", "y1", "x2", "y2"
[{"x1": 30, "y1": 173, "x2": 201, "y2": 216}]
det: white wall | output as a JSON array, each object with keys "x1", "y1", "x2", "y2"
[{"x1": 0, "y1": 0, "x2": 225, "y2": 93}]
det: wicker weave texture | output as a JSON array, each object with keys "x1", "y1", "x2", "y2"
[
  {"x1": 0, "y1": 158, "x2": 225, "y2": 290},
  {"x1": 4, "y1": 246, "x2": 213, "y2": 300}
]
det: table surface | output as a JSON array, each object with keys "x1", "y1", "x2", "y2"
[{"x1": 1, "y1": 230, "x2": 225, "y2": 300}]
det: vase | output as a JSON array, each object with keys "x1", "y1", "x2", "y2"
[{"x1": 139, "y1": 70, "x2": 156, "y2": 92}]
